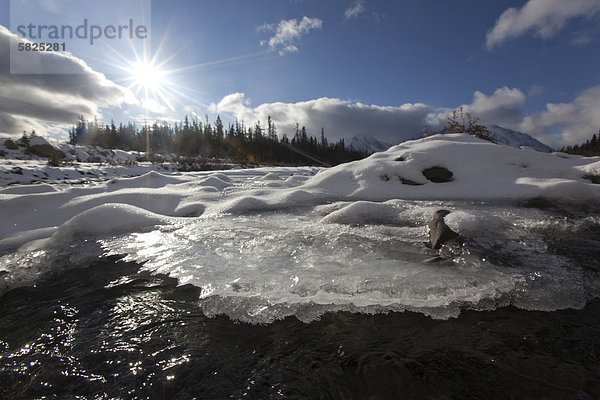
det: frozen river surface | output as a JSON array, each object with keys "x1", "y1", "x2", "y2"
[{"x1": 2, "y1": 134, "x2": 600, "y2": 398}]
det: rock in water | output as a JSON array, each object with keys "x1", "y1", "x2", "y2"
[{"x1": 426, "y1": 209, "x2": 458, "y2": 249}]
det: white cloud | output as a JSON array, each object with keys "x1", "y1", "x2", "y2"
[
  {"x1": 212, "y1": 93, "x2": 430, "y2": 144},
  {"x1": 279, "y1": 45, "x2": 299, "y2": 56},
  {"x1": 426, "y1": 87, "x2": 526, "y2": 130},
  {"x1": 528, "y1": 85, "x2": 545, "y2": 97},
  {"x1": 572, "y1": 32, "x2": 594, "y2": 47},
  {"x1": 141, "y1": 98, "x2": 167, "y2": 115},
  {"x1": 0, "y1": 25, "x2": 137, "y2": 138},
  {"x1": 486, "y1": 0, "x2": 600, "y2": 50},
  {"x1": 344, "y1": 1, "x2": 366, "y2": 20},
  {"x1": 461, "y1": 86, "x2": 600, "y2": 147},
  {"x1": 519, "y1": 85, "x2": 600, "y2": 146},
  {"x1": 258, "y1": 16, "x2": 323, "y2": 55},
  {"x1": 427, "y1": 85, "x2": 600, "y2": 148},
  {"x1": 465, "y1": 87, "x2": 526, "y2": 125}
]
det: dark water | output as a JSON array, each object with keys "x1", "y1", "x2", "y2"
[{"x1": 1, "y1": 256, "x2": 600, "y2": 400}]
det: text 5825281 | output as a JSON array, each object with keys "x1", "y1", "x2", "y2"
[{"x1": 17, "y1": 42, "x2": 66, "y2": 52}]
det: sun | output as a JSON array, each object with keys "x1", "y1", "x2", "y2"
[{"x1": 130, "y1": 61, "x2": 165, "y2": 92}]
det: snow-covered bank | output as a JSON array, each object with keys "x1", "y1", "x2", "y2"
[
  {"x1": 0, "y1": 135, "x2": 234, "y2": 186},
  {"x1": 1, "y1": 134, "x2": 600, "y2": 322},
  {"x1": 0, "y1": 158, "x2": 179, "y2": 186}
]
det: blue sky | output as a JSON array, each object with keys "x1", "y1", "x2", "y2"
[{"x1": 1, "y1": 0, "x2": 600, "y2": 147}]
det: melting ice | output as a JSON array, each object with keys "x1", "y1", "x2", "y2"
[{"x1": 102, "y1": 201, "x2": 600, "y2": 323}]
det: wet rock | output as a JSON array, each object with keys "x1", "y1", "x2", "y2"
[
  {"x1": 583, "y1": 174, "x2": 600, "y2": 184},
  {"x1": 422, "y1": 167, "x2": 453, "y2": 183},
  {"x1": 520, "y1": 197, "x2": 557, "y2": 209},
  {"x1": 426, "y1": 209, "x2": 459, "y2": 249}
]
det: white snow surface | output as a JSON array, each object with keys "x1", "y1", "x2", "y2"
[
  {"x1": 1, "y1": 134, "x2": 600, "y2": 323},
  {"x1": 304, "y1": 134, "x2": 598, "y2": 203}
]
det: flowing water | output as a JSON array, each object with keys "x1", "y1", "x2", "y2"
[{"x1": 1, "y1": 196, "x2": 600, "y2": 399}]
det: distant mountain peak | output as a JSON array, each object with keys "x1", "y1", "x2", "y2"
[
  {"x1": 486, "y1": 125, "x2": 554, "y2": 153},
  {"x1": 348, "y1": 134, "x2": 392, "y2": 154}
]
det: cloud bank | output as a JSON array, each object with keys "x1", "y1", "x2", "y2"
[
  {"x1": 212, "y1": 85, "x2": 600, "y2": 148},
  {"x1": 212, "y1": 93, "x2": 429, "y2": 144},
  {"x1": 519, "y1": 85, "x2": 600, "y2": 146},
  {"x1": 486, "y1": 0, "x2": 600, "y2": 49},
  {"x1": 426, "y1": 87, "x2": 526, "y2": 130},
  {"x1": 0, "y1": 25, "x2": 137, "y2": 138},
  {"x1": 259, "y1": 17, "x2": 323, "y2": 55}
]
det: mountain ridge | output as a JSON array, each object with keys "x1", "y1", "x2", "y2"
[
  {"x1": 486, "y1": 125, "x2": 554, "y2": 153},
  {"x1": 348, "y1": 134, "x2": 393, "y2": 154}
]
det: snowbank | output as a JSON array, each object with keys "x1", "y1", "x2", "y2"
[
  {"x1": 0, "y1": 135, "x2": 233, "y2": 186},
  {"x1": 303, "y1": 134, "x2": 600, "y2": 204}
]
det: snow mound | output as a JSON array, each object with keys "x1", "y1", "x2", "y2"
[
  {"x1": 286, "y1": 174, "x2": 311, "y2": 184},
  {"x1": 107, "y1": 170, "x2": 182, "y2": 190},
  {"x1": 320, "y1": 200, "x2": 403, "y2": 224},
  {"x1": 303, "y1": 134, "x2": 600, "y2": 205},
  {"x1": 0, "y1": 183, "x2": 57, "y2": 194},
  {"x1": 196, "y1": 176, "x2": 233, "y2": 189},
  {"x1": 51, "y1": 203, "x2": 169, "y2": 241},
  {"x1": 259, "y1": 172, "x2": 283, "y2": 181}
]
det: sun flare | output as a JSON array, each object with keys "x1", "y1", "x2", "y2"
[{"x1": 130, "y1": 61, "x2": 164, "y2": 92}]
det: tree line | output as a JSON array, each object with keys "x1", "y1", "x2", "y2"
[
  {"x1": 560, "y1": 131, "x2": 600, "y2": 156},
  {"x1": 68, "y1": 115, "x2": 367, "y2": 166}
]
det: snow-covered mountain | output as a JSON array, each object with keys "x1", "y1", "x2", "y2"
[
  {"x1": 486, "y1": 125, "x2": 554, "y2": 153},
  {"x1": 348, "y1": 134, "x2": 392, "y2": 154}
]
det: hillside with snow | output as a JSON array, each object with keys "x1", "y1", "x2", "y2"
[
  {"x1": 348, "y1": 134, "x2": 392, "y2": 154},
  {"x1": 486, "y1": 125, "x2": 554, "y2": 152}
]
